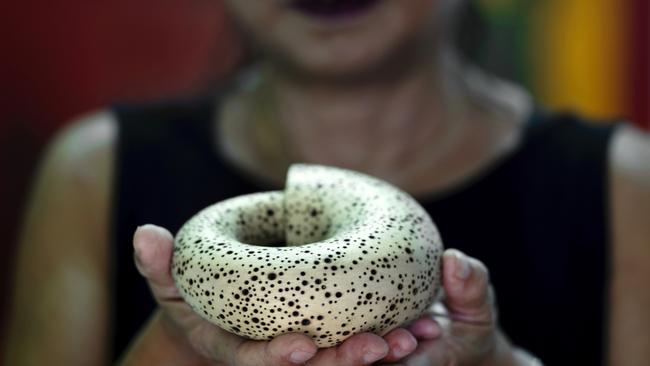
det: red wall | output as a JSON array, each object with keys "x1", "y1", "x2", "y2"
[
  {"x1": 0, "y1": 0, "x2": 238, "y2": 352},
  {"x1": 631, "y1": 0, "x2": 650, "y2": 129},
  {"x1": 1, "y1": 0, "x2": 647, "y2": 356},
  {"x1": 2, "y1": 0, "x2": 238, "y2": 130}
]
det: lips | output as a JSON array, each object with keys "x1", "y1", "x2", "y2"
[{"x1": 289, "y1": 0, "x2": 382, "y2": 19}]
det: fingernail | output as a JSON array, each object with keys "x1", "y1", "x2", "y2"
[
  {"x1": 453, "y1": 250, "x2": 471, "y2": 280},
  {"x1": 392, "y1": 345, "x2": 408, "y2": 359},
  {"x1": 399, "y1": 334, "x2": 417, "y2": 354},
  {"x1": 134, "y1": 225, "x2": 144, "y2": 236},
  {"x1": 420, "y1": 321, "x2": 441, "y2": 339},
  {"x1": 363, "y1": 349, "x2": 387, "y2": 364},
  {"x1": 290, "y1": 350, "x2": 313, "y2": 364}
]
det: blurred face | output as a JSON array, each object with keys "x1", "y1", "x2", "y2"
[{"x1": 224, "y1": 0, "x2": 442, "y2": 79}]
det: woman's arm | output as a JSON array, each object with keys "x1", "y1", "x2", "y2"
[
  {"x1": 609, "y1": 125, "x2": 650, "y2": 365},
  {"x1": 117, "y1": 310, "x2": 218, "y2": 366},
  {"x1": 4, "y1": 112, "x2": 116, "y2": 365}
]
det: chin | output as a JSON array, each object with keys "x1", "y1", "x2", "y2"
[
  {"x1": 267, "y1": 25, "x2": 430, "y2": 83},
  {"x1": 280, "y1": 44, "x2": 399, "y2": 82},
  {"x1": 226, "y1": 0, "x2": 438, "y2": 81}
]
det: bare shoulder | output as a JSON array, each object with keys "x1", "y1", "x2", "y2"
[
  {"x1": 43, "y1": 110, "x2": 117, "y2": 186},
  {"x1": 610, "y1": 124, "x2": 650, "y2": 184},
  {"x1": 5, "y1": 110, "x2": 119, "y2": 365},
  {"x1": 609, "y1": 123, "x2": 650, "y2": 260},
  {"x1": 28, "y1": 108, "x2": 119, "y2": 256},
  {"x1": 22, "y1": 107, "x2": 119, "y2": 277},
  {"x1": 608, "y1": 124, "x2": 650, "y2": 364},
  {"x1": 609, "y1": 124, "x2": 650, "y2": 240}
]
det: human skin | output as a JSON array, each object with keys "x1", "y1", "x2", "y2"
[
  {"x1": 118, "y1": 225, "x2": 521, "y2": 366},
  {"x1": 4, "y1": 0, "x2": 650, "y2": 365}
]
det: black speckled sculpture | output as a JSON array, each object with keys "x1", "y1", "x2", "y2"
[{"x1": 172, "y1": 164, "x2": 443, "y2": 347}]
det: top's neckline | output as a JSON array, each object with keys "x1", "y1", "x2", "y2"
[
  {"x1": 200, "y1": 87, "x2": 545, "y2": 205},
  {"x1": 413, "y1": 108, "x2": 547, "y2": 204}
]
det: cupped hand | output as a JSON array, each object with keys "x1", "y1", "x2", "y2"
[
  {"x1": 132, "y1": 224, "x2": 419, "y2": 365},
  {"x1": 380, "y1": 249, "x2": 524, "y2": 366}
]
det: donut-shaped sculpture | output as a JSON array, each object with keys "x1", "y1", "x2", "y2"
[{"x1": 172, "y1": 164, "x2": 443, "y2": 347}]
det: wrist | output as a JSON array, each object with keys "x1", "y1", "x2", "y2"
[
  {"x1": 118, "y1": 310, "x2": 213, "y2": 366},
  {"x1": 511, "y1": 348, "x2": 544, "y2": 366},
  {"x1": 479, "y1": 330, "x2": 543, "y2": 366}
]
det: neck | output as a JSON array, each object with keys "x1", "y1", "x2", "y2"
[
  {"x1": 256, "y1": 48, "x2": 470, "y2": 185},
  {"x1": 223, "y1": 47, "x2": 531, "y2": 194}
]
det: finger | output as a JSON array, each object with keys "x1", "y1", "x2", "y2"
[
  {"x1": 380, "y1": 328, "x2": 417, "y2": 362},
  {"x1": 233, "y1": 333, "x2": 317, "y2": 366},
  {"x1": 133, "y1": 224, "x2": 181, "y2": 302},
  {"x1": 307, "y1": 332, "x2": 389, "y2": 365},
  {"x1": 407, "y1": 315, "x2": 442, "y2": 340},
  {"x1": 442, "y1": 249, "x2": 493, "y2": 324},
  {"x1": 401, "y1": 338, "x2": 449, "y2": 365}
]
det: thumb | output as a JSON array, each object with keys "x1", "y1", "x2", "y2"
[
  {"x1": 133, "y1": 224, "x2": 181, "y2": 302},
  {"x1": 441, "y1": 249, "x2": 494, "y2": 324}
]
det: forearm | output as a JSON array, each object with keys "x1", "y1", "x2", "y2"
[
  {"x1": 510, "y1": 348, "x2": 544, "y2": 366},
  {"x1": 482, "y1": 331, "x2": 543, "y2": 366},
  {"x1": 117, "y1": 311, "x2": 214, "y2": 366}
]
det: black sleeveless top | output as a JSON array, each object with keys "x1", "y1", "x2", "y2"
[{"x1": 111, "y1": 96, "x2": 615, "y2": 364}]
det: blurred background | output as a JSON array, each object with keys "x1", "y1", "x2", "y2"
[{"x1": 0, "y1": 0, "x2": 648, "y2": 354}]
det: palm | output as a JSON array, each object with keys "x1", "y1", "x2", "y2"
[{"x1": 134, "y1": 225, "x2": 421, "y2": 365}]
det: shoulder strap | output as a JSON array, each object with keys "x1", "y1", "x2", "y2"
[
  {"x1": 109, "y1": 96, "x2": 216, "y2": 360},
  {"x1": 519, "y1": 112, "x2": 617, "y2": 364}
]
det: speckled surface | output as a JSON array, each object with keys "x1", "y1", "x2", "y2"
[{"x1": 172, "y1": 164, "x2": 443, "y2": 347}]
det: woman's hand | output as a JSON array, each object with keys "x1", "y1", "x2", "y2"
[
  {"x1": 122, "y1": 224, "x2": 420, "y2": 366},
  {"x1": 382, "y1": 249, "x2": 541, "y2": 366}
]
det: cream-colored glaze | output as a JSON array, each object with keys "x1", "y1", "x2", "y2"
[{"x1": 172, "y1": 164, "x2": 443, "y2": 347}]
